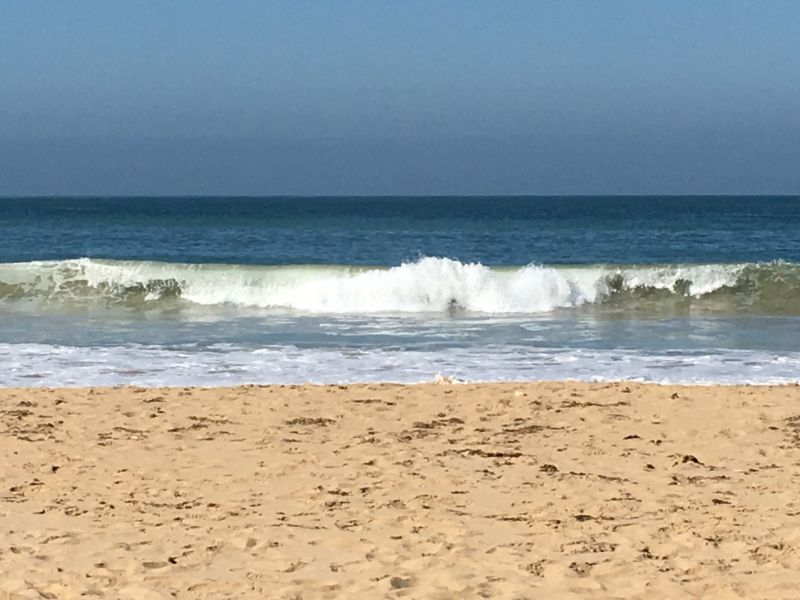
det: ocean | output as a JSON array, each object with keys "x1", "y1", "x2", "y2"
[{"x1": 1, "y1": 196, "x2": 799, "y2": 386}]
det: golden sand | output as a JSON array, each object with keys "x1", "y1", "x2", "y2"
[{"x1": 2, "y1": 382, "x2": 800, "y2": 599}]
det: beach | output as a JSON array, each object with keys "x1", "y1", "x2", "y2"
[
  {"x1": 3, "y1": 0, "x2": 800, "y2": 595},
  {"x1": 2, "y1": 382, "x2": 800, "y2": 599}
]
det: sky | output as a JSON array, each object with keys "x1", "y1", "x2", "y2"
[{"x1": 1, "y1": 1, "x2": 798, "y2": 195}]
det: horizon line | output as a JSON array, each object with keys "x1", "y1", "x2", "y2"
[{"x1": 1, "y1": 194, "x2": 799, "y2": 200}]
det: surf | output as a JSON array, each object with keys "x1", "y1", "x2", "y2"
[{"x1": 0, "y1": 256, "x2": 798, "y2": 316}]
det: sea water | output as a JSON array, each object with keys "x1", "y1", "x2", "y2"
[{"x1": 1, "y1": 196, "x2": 799, "y2": 386}]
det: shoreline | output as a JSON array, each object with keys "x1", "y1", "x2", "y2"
[
  {"x1": 6, "y1": 378, "x2": 800, "y2": 391},
  {"x1": 3, "y1": 381, "x2": 800, "y2": 598}
]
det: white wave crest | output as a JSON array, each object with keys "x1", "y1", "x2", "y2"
[
  {"x1": 179, "y1": 257, "x2": 607, "y2": 313},
  {"x1": 0, "y1": 257, "x2": 758, "y2": 314}
]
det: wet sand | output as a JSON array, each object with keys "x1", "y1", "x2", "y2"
[{"x1": 2, "y1": 382, "x2": 800, "y2": 599}]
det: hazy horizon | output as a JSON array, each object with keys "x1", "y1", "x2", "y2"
[
  {"x1": 2, "y1": 2, "x2": 799, "y2": 195},
  {"x1": 3, "y1": 193, "x2": 799, "y2": 199}
]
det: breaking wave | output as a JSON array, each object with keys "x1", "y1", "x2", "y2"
[{"x1": 1, "y1": 257, "x2": 799, "y2": 316}]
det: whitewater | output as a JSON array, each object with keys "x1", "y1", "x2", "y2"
[
  {"x1": 2, "y1": 256, "x2": 798, "y2": 315},
  {"x1": 2, "y1": 256, "x2": 800, "y2": 387}
]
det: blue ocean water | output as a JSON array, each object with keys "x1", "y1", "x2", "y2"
[{"x1": 1, "y1": 196, "x2": 799, "y2": 386}]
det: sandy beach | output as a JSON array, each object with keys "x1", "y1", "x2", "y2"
[{"x1": 2, "y1": 382, "x2": 800, "y2": 599}]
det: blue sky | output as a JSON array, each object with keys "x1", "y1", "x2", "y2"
[{"x1": 1, "y1": 1, "x2": 798, "y2": 195}]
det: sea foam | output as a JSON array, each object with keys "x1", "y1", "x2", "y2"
[{"x1": 3, "y1": 342, "x2": 799, "y2": 387}]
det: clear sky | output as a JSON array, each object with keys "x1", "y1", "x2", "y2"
[{"x1": 1, "y1": 1, "x2": 798, "y2": 195}]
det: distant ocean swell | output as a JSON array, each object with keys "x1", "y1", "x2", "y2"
[{"x1": 1, "y1": 257, "x2": 799, "y2": 316}]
